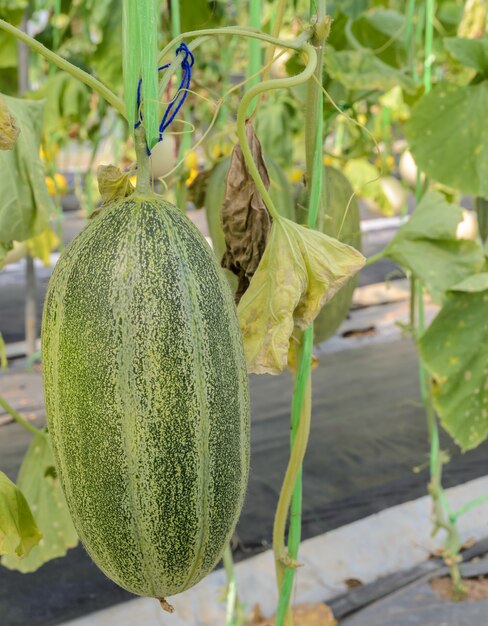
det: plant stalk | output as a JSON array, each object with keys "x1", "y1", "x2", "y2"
[
  {"x1": 134, "y1": 127, "x2": 152, "y2": 196},
  {"x1": 236, "y1": 41, "x2": 317, "y2": 222},
  {"x1": 0, "y1": 19, "x2": 125, "y2": 117},
  {"x1": 412, "y1": 0, "x2": 465, "y2": 597},
  {"x1": 222, "y1": 544, "x2": 239, "y2": 626},
  {"x1": 0, "y1": 396, "x2": 42, "y2": 437},
  {"x1": 274, "y1": 5, "x2": 327, "y2": 624},
  {"x1": 247, "y1": 0, "x2": 262, "y2": 116}
]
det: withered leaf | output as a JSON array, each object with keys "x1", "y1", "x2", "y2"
[
  {"x1": 221, "y1": 122, "x2": 272, "y2": 302},
  {"x1": 237, "y1": 218, "x2": 365, "y2": 375},
  {"x1": 95, "y1": 164, "x2": 135, "y2": 212},
  {"x1": 0, "y1": 95, "x2": 20, "y2": 150}
]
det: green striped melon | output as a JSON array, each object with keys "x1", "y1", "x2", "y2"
[{"x1": 41, "y1": 195, "x2": 250, "y2": 600}]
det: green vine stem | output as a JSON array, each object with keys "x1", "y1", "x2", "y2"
[
  {"x1": 158, "y1": 26, "x2": 312, "y2": 65},
  {"x1": 0, "y1": 19, "x2": 125, "y2": 117},
  {"x1": 412, "y1": 0, "x2": 465, "y2": 598},
  {"x1": 0, "y1": 395, "x2": 42, "y2": 437},
  {"x1": 405, "y1": 0, "x2": 417, "y2": 77},
  {"x1": 235, "y1": 39, "x2": 316, "y2": 222},
  {"x1": 274, "y1": 8, "x2": 328, "y2": 624},
  {"x1": 222, "y1": 544, "x2": 240, "y2": 626},
  {"x1": 262, "y1": 0, "x2": 287, "y2": 83},
  {"x1": 247, "y1": 0, "x2": 262, "y2": 115},
  {"x1": 273, "y1": 330, "x2": 313, "y2": 626},
  {"x1": 273, "y1": 372, "x2": 312, "y2": 621}
]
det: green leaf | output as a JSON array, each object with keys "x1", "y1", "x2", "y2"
[
  {"x1": 91, "y1": 0, "x2": 123, "y2": 93},
  {"x1": 419, "y1": 279, "x2": 488, "y2": 451},
  {"x1": 324, "y1": 48, "x2": 416, "y2": 94},
  {"x1": 0, "y1": 471, "x2": 42, "y2": 558},
  {"x1": 0, "y1": 95, "x2": 53, "y2": 258},
  {"x1": 36, "y1": 72, "x2": 90, "y2": 140},
  {"x1": 237, "y1": 217, "x2": 365, "y2": 374},
  {"x1": 384, "y1": 191, "x2": 485, "y2": 301},
  {"x1": 450, "y1": 273, "x2": 488, "y2": 292},
  {"x1": 444, "y1": 36, "x2": 488, "y2": 74},
  {"x1": 180, "y1": 0, "x2": 223, "y2": 32},
  {"x1": 254, "y1": 96, "x2": 295, "y2": 167},
  {"x1": 406, "y1": 82, "x2": 488, "y2": 197},
  {"x1": 2, "y1": 433, "x2": 78, "y2": 573},
  {"x1": 349, "y1": 9, "x2": 407, "y2": 68},
  {"x1": 0, "y1": 4, "x2": 25, "y2": 70}
]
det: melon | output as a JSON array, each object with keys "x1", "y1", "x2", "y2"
[{"x1": 41, "y1": 194, "x2": 250, "y2": 601}]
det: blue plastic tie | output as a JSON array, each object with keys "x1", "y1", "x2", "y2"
[{"x1": 134, "y1": 42, "x2": 194, "y2": 153}]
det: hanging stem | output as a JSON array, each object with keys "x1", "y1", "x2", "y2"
[
  {"x1": 158, "y1": 26, "x2": 311, "y2": 64},
  {"x1": 236, "y1": 40, "x2": 317, "y2": 222},
  {"x1": 0, "y1": 396, "x2": 42, "y2": 437},
  {"x1": 0, "y1": 19, "x2": 125, "y2": 116}
]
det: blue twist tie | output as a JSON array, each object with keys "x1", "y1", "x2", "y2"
[{"x1": 134, "y1": 42, "x2": 194, "y2": 152}]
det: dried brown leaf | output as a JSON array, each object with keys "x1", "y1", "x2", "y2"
[{"x1": 221, "y1": 122, "x2": 272, "y2": 302}]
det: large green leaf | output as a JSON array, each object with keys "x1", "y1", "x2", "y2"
[
  {"x1": 384, "y1": 191, "x2": 485, "y2": 301},
  {"x1": 91, "y1": 0, "x2": 123, "y2": 93},
  {"x1": 444, "y1": 36, "x2": 488, "y2": 74},
  {"x1": 180, "y1": 0, "x2": 223, "y2": 32},
  {"x1": 0, "y1": 95, "x2": 53, "y2": 260},
  {"x1": 349, "y1": 9, "x2": 407, "y2": 68},
  {"x1": 0, "y1": 4, "x2": 25, "y2": 70},
  {"x1": 324, "y1": 48, "x2": 416, "y2": 94},
  {"x1": 406, "y1": 82, "x2": 488, "y2": 197},
  {"x1": 254, "y1": 96, "x2": 295, "y2": 168},
  {"x1": 2, "y1": 433, "x2": 78, "y2": 573},
  {"x1": 35, "y1": 72, "x2": 90, "y2": 141},
  {"x1": 0, "y1": 471, "x2": 42, "y2": 558},
  {"x1": 419, "y1": 275, "x2": 488, "y2": 451}
]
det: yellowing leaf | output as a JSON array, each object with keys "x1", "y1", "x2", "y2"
[
  {"x1": 0, "y1": 471, "x2": 42, "y2": 558},
  {"x1": 96, "y1": 164, "x2": 135, "y2": 208},
  {"x1": 237, "y1": 218, "x2": 365, "y2": 374},
  {"x1": 0, "y1": 95, "x2": 19, "y2": 150}
]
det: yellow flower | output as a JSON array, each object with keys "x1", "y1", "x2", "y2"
[{"x1": 45, "y1": 173, "x2": 67, "y2": 196}]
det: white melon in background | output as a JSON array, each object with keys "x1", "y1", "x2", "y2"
[
  {"x1": 149, "y1": 134, "x2": 177, "y2": 179},
  {"x1": 379, "y1": 176, "x2": 408, "y2": 215},
  {"x1": 399, "y1": 149, "x2": 425, "y2": 187},
  {"x1": 456, "y1": 209, "x2": 479, "y2": 240}
]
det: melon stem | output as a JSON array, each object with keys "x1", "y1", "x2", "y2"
[{"x1": 134, "y1": 127, "x2": 152, "y2": 196}]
